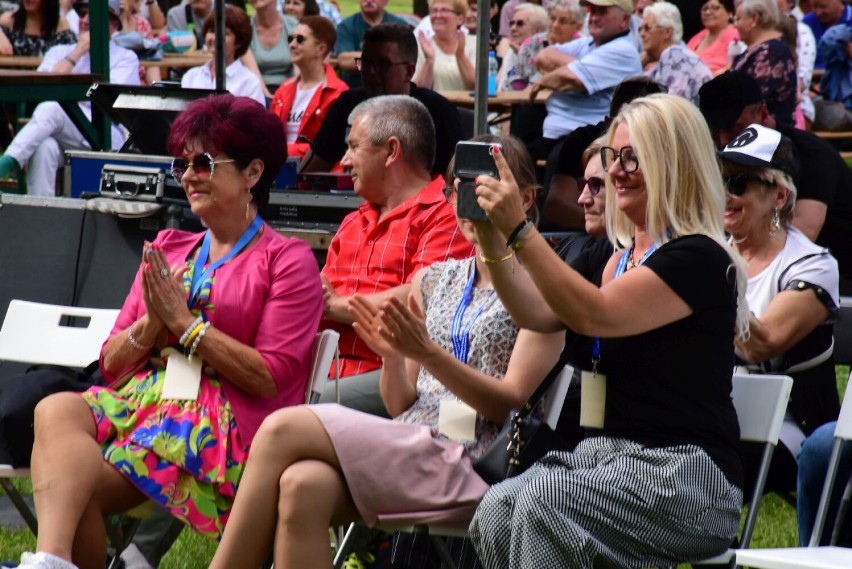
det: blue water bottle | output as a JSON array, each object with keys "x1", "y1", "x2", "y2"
[{"x1": 487, "y1": 51, "x2": 498, "y2": 96}]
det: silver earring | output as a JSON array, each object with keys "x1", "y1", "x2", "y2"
[{"x1": 770, "y1": 208, "x2": 781, "y2": 237}]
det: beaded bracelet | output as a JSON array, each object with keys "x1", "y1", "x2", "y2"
[
  {"x1": 127, "y1": 322, "x2": 152, "y2": 351},
  {"x1": 188, "y1": 322, "x2": 211, "y2": 362},
  {"x1": 179, "y1": 316, "x2": 204, "y2": 347},
  {"x1": 183, "y1": 321, "x2": 206, "y2": 349}
]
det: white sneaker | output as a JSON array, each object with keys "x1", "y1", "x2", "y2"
[
  {"x1": 119, "y1": 544, "x2": 155, "y2": 569},
  {"x1": 17, "y1": 552, "x2": 78, "y2": 569}
]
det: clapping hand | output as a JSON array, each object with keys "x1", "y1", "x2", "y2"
[{"x1": 350, "y1": 295, "x2": 435, "y2": 362}]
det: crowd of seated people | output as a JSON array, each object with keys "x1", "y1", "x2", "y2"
[{"x1": 2, "y1": 1, "x2": 852, "y2": 567}]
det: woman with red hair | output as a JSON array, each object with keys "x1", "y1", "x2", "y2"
[{"x1": 15, "y1": 93, "x2": 323, "y2": 569}]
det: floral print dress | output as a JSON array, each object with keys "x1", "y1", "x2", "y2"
[
  {"x1": 0, "y1": 26, "x2": 76, "y2": 56},
  {"x1": 82, "y1": 260, "x2": 246, "y2": 540},
  {"x1": 733, "y1": 38, "x2": 797, "y2": 127}
]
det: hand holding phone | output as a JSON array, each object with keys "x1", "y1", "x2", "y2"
[{"x1": 453, "y1": 141, "x2": 501, "y2": 222}]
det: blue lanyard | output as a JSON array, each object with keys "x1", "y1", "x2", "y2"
[
  {"x1": 592, "y1": 239, "x2": 662, "y2": 370},
  {"x1": 451, "y1": 262, "x2": 496, "y2": 364},
  {"x1": 189, "y1": 216, "x2": 263, "y2": 306}
]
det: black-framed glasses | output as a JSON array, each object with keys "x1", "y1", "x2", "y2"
[
  {"x1": 443, "y1": 186, "x2": 457, "y2": 204},
  {"x1": 723, "y1": 174, "x2": 774, "y2": 196},
  {"x1": 578, "y1": 176, "x2": 604, "y2": 196},
  {"x1": 509, "y1": 19, "x2": 527, "y2": 27},
  {"x1": 601, "y1": 146, "x2": 639, "y2": 173},
  {"x1": 170, "y1": 152, "x2": 236, "y2": 181},
  {"x1": 355, "y1": 57, "x2": 409, "y2": 73},
  {"x1": 288, "y1": 34, "x2": 308, "y2": 44}
]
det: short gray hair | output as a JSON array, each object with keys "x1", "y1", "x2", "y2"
[
  {"x1": 348, "y1": 95, "x2": 436, "y2": 172},
  {"x1": 515, "y1": 3, "x2": 549, "y2": 34},
  {"x1": 549, "y1": 0, "x2": 585, "y2": 26},
  {"x1": 740, "y1": 0, "x2": 780, "y2": 29},
  {"x1": 643, "y1": 1, "x2": 683, "y2": 43}
]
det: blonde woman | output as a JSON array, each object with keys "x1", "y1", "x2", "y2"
[
  {"x1": 413, "y1": 0, "x2": 477, "y2": 90},
  {"x1": 470, "y1": 94, "x2": 749, "y2": 568}
]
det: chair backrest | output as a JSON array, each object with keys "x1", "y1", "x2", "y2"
[
  {"x1": 835, "y1": 372, "x2": 852, "y2": 442},
  {"x1": 0, "y1": 300, "x2": 120, "y2": 368},
  {"x1": 834, "y1": 296, "x2": 852, "y2": 367},
  {"x1": 731, "y1": 373, "x2": 793, "y2": 444},
  {"x1": 305, "y1": 329, "x2": 340, "y2": 404},
  {"x1": 541, "y1": 364, "x2": 574, "y2": 430}
]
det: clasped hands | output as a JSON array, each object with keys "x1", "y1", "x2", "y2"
[{"x1": 140, "y1": 242, "x2": 194, "y2": 338}]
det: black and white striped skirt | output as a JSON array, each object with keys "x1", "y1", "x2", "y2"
[{"x1": 469, "y1": 436, "x2": 743, "y2": 569}]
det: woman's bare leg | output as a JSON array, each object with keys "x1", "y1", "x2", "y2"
[
  {"x1": 72, "y1": 462, "x2": 148, "y2": 569},
  {"x1": 275, "y1": 460, "x2": 359, "y2": 568},
  {"x1": 210, "y1": 407, "x2": 359, "y2": 569},
  {"x1": 30, "y1": 392, "x2": 148, "y2": 568},
  {"x1": 30, "y1": 393, "x2": 108, "y2": 560}
]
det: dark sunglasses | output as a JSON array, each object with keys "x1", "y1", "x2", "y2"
[
  {"x1": 722, "y1": 174, "x2": 774, "y2": 196},
  {"x1": 288, "y1": 34, "x2": 308, "y2": 44},
  {"x1": 578, "y1": 176, "x2": 604, "y2": 196},
  {"x1": 509, "y1": 19, "x2": 527, "y2": 27},
  {"x1": 171, "y1": 152, "x2": 235, "y2": 181}
]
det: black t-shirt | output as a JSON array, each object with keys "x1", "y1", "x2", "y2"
[
  {"x1": 589, "y1": 235, "x2": 743, "y2": 488},
  {"x1": 778, "y1": 123, "x2": 852, "y2": 283},
  {"x1": 309, "y1": 83, "x2": 463, "y2": 177}
]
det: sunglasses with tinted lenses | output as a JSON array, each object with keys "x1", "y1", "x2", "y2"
[
  {"x1": 578, "y1": 176, "x2": 604, "y2": 196},
  {"x1": 723, "y1": 174, "x2": 774, "y2": 196},
  {"x1": 288, "y1": 34, "x2": 308, "y2": 44},
  {"x1": 170, "y1": 152, "x2": 235, "y2": 181}
]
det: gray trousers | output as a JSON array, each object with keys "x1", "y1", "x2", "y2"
[{"x1": 318, "y1": 369, "x2": 389, "y2": 418}]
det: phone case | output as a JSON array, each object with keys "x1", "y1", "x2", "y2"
[{"x1": 456, "y1": 180, "x2": 489, "y2": 221}]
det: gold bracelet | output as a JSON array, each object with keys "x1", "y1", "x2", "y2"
[{"x1": 479, "y1": 251, "x2": 514, "y2": 264}]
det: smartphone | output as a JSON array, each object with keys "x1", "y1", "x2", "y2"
[{"x1": 453, "y1": 141, "x2": 502, "y2": 222}]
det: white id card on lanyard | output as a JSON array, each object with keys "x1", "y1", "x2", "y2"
[
  {"x1": 438, "y1": 399, "x2": 477, "y2": 442},
  {"x1": 579, "y1": 370, "x2": 606, "y2": 428},
  {"x1": 160, "y1": 347, "x2": 202, "y2": 401}
]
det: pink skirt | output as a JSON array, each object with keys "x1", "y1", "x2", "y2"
[{"x1": 308, "y1": 404, "x2": 489, "y2": 529}]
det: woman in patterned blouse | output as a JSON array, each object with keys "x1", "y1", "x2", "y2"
[
  {"x1": 732, "y1": 0, "x2": 797, "y2": 126},
  {"x1": 0, "y1": 0, "x2": 75, "y2": 56}
]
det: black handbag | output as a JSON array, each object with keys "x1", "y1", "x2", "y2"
[
  {"x1": 0, "y1": 361, "x2": 103, "y2": 467},
  {"x1": 473, "y1": 350, "x2": 572, "y2": 485}
]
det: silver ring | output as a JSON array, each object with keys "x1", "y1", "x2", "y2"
[{"x1": 159, "y1": 267, "x2": 169, "y2": 279}]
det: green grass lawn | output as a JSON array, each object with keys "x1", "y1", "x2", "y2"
[{"x1": 2, "y1": 367, "x2": 848, "y2": 567}]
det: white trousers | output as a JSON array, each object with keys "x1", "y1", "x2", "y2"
[{"x1": 6, "y1": 102, "x2": 126, "y2": 197}]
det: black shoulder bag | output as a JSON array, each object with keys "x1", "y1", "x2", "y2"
[
  {"x1": 0, "y1": 361, "x2": 103, "y2": 467},
  {"x1": 473, "y1": 349, "x2": 572, "y2": 485}
]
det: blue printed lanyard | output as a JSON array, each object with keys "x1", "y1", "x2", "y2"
[
  {"x1": 591, "y1": 239, "x2": 661, "y2": 372},
  {"x1": 189, "y1": 215, "x2": 263, "y2": 306},
  {"x1": 451, "y1": 262, "x2": 496, "y2": 364}
]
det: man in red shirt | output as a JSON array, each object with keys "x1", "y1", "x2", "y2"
[{"x1": 319, "y1": 94, "x2": 474, "y2": 416}]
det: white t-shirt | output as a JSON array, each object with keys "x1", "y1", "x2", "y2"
[
  {"x1": 286, "y1": 83, "x2": 320, "y2": 144},
  {"x1": 181, "y1": 59, "x2": 266, "y2": 106}
]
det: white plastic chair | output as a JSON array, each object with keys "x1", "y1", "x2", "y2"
[
  {"x1": 0, "y1": 299, "x2": 120, "y2": 534},
  {"x1": 331, "y1": 364, "x2": 575, "y2": 569},
  {"x1": 734, "y1": 371, "x2": 852, "y2": 569},
  {"x1": 305, "y1": 329, "x2": 340, "y2": 404}
]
